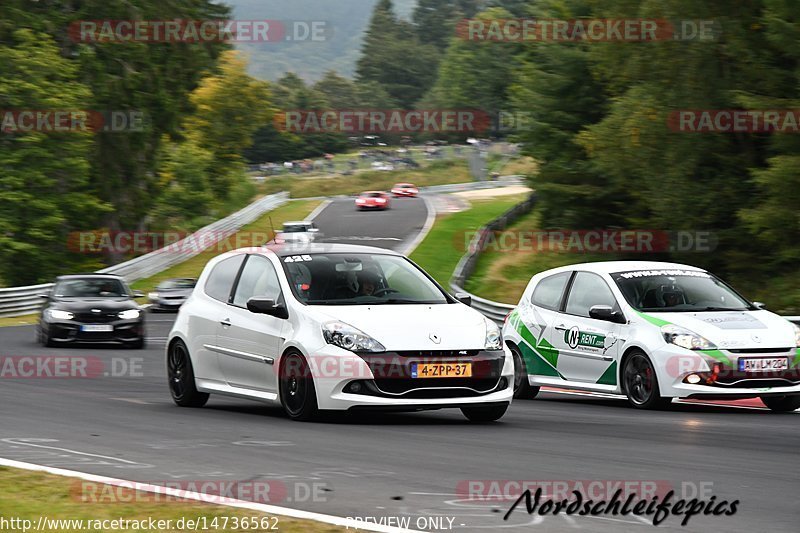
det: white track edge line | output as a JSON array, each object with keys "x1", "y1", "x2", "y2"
[
  {"x1": 0, "y1": 458, "x2": 422, "y2": 533},
  {"x1": 398, "y1": 195, "x2": 436, "y2": 256}
]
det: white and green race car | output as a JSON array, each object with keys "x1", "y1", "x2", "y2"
[{"x1": 502, "y1": 261, "x2": 800, "y2": 411}]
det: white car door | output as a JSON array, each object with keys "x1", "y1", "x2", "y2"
[
  {"x1": 216, "y1": 254, "x2": 285, "y2": 393},
  {"x1": 549, "y1": 271, "x2": 622, "y2": 384},
  {"x1": 513, "y1": 271, "x2": 573, "y2": 379},
  {"x1": 194, "y1": 254, "x2": 246, "y2": 381}
]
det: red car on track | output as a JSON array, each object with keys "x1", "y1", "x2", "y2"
[
  {"x1": 355, "y1": 191, "x2": 391, "y2": 211},
  {"x1": 391, "y1": 183, "x2": 419, "y2": 197}
]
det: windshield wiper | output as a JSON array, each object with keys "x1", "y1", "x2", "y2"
[{"x1": 692, "y1": 306, "x2": 749, "y2": 312}]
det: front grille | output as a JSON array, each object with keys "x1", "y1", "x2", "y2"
[
  {"x1": 371, "y1": 377, "x2": 501, "y2": 397},
  {"x1": 727, "y1": 348, "x2": 793, "y2": 354},
  {"x1": 393, "y1": 350, "x2": 481, "y2": 357},
  {"x1": 73, "y1": 312, "x2": 118, "y2": 323}
]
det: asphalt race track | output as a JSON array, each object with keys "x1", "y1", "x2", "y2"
[{"x1": 1, "y1": 197, "x2": 797, "y2": 532}]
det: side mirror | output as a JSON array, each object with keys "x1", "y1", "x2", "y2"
[
  {"x1": 589, "y1": 305, "x2": 625, "y2": 324},
  {"x1": 454, "y1": 292, "x2": 472, "y2": 306},
  {"x1": 132, "y1": 290, "x2": 145, "y2": 298},
  {"x1": 753, "y1": 301, "x2": 767, "y2": 310},
  {"x1": 247, "y1": 297, "x2": 289, "y2": 319},
  {"x1": 39, "y1": 293, "x2": 50, "y2": 300}
]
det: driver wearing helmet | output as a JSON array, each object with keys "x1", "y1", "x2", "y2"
[
  {"x1": 358, "y1": 270, "x2": 380, "y2": 296},
  {"x1": 658, "y1": 284, "x2": 685, "y2": 308}
]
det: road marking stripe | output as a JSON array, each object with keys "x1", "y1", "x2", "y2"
[{"x1": 0, "y1": 458, "x2": 422, "y2": 533}]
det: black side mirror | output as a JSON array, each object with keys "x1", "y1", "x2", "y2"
[
  {"x1": 132, "y1": 290, "x2": 145, "y2": 298},
  {"x1": 39, "y1": 293, "x2": 50, "y2": 300},
  {"x1": 752, "y1": 301, "x2": 767, "y2": 310},
  {"x1": 247, "y1": 297, "x2": 289, "y2": 319},
  {"x1": 589, "y1": 305, "x2": 625, "y2": 324},
  {"x1": 454, "y1": 292, "x2": 472, "y2": 306}
]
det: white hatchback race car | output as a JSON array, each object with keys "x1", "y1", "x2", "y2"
[
  {"x1": 167, "y1": 243, "x2": 513, "y2": 421},
  {"x1": 503, "y1": 261, "x2": 800, "y2": 411}
]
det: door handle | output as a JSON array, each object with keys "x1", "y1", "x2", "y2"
[
  {"x1": 220, "y1": 318, "x2": 231, "y2": 327},
  {"x1": 554, "y1": 324, "x2": 567, "y2": 331}
]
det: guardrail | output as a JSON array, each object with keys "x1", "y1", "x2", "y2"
[
  {"x1": 420, "y1": 176, "x2": 523, "y2": 195},
  {"x1": 449, "y1": 192, "x2": 538, "y2": 325},
  {"x1": 449, "y1": 194, "x2": 800, "y2": 328},
  {"x1": 0, "y1": 192, "x2": 289, "y2": 318}
]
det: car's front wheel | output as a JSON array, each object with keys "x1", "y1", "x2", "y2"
[
  {"x1": 279, "y1": 351, "x2": 319, "y2": 421},
  {"x1": 622, "y1": 350, "x2": 672, "y2": 410},
  {"x1": 167, "y1": 340, "x2": 209, "y2": 407},
  {"x1": 511, "y1": 346, "x2": 540, "y2": 400},
  {"x1": 761, "y1": 395, "x2": 800, "y2": 412},
  {"x1": 36, "y1": 325, "x2": 54, "y2": 347},
  {"x1": 461, "y1": 404, "x2": 508, "y2": 423}
]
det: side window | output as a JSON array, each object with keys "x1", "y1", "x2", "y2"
[
  {"x1": 204, "y1": 255, "x2": 245, "y2": 303},
  {"x1": 565, "y1": 272, "x2": 618, "y2": 318},
  {"x1": 531, "y1": 272, "x2": 571, "y2": 311},
  {"x1": 232, "y1": 255, "x2": 282, "y2": 308}
]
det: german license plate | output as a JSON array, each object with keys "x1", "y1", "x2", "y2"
[
  {"x1": 738, "y1": 357, "x2": 788, "y2": 372},
  {"x1": 411, "y1": 363, "x2": 471, "y2": 378},
  {"x1": 81, "y1": 324, "x2": 113, "y2": 332}
]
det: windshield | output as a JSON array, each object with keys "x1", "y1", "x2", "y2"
[
  {"x1": 281, "y1": 253, "x2": 449, "y2": 305},
  {"x1": 611, "y1": 270, "x2": 754, "y2": 312},
  {"x1": 362, "y1": 192, "x2": 384, "y2": 198},
  {"x1": 54, "y1": 278, "x2": 128, "y2": 298},
  {"x1": 282, "y1": 224, "x2": 310, "y2": 233},
  {"x1": 158, "y1": 279, "x2": 195, "y2": 290}
]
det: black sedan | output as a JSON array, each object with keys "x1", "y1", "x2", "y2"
[
  {"x1": 37, "y1": 274, "x2": 146, "y2": 348},
  {"x1": 147, "y1": 278, "x2": 196, "y2": 311}
]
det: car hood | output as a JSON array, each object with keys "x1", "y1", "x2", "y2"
[
  {"x1": 51, "y1": 298, "x2": 139, "y2": 312},
  {"x1": 309, "y1": 303, "x2": 489, "y2": 351},
  {"x1": 642, "y1": 310, "x2": 796, "y2": 350}
]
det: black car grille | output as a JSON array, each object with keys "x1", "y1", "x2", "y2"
[
  {"x1": 72, "y1": 312, "x2": 119, "y2": 323},
  {"x1": 370, "y1": 378, "x2": 502, "y2": 397}
]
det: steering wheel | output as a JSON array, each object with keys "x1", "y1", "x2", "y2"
[{"x1": 372, "y1": 288, "x2": 399, "y2": 297}]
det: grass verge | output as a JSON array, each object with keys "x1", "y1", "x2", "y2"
[
  {"x1": 410, "y1": 195, "x2": 528, "y2": 287},
  {"x1": 0, "y1": 466, "x2": 344, "y2": 532}
]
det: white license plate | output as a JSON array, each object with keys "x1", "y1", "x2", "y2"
[
  {"x1": 81, "y1": 324, "x2": 113, "y2": 332},
  {"x1": 738, "y1": 357, "x2": 789, "y2": 372}
]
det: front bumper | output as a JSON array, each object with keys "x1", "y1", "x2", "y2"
[
  {"x1": 653, "y1": 345, "x2": 800, "y2": 399},
  {"x1": 149, "y1": 297, "x2": 187, "y2": 310},
  {"x1": 43, "y1": 317, "x2": 145, "y2": 344},
  {"x1": 308, "y1": 345, "x2": 514, "y2": 410}
]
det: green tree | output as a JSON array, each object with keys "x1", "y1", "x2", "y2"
[
  {"x1": 0, "y1": 29, "x2": 108, "y2": 285},
  {"x1": 185, "y1": 50, "x2": 272, "y2": 197},
  {"x1": 356, "y1": 0, "x2": 441, "y2": 108}
]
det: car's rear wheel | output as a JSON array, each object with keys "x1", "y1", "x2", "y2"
[
  {"x1": 761, "y1": 395, "x2": 800, "y2": 412},
  {"x1": 511, "y1": 346, "x2": 540, "y2": 399},
  {"x1": 622, "y1": 351, "x2": 672, "y2": 410},
  {"x1": 461, "y1": 404, "x2": 508, "y2": 423},
  {"x1": 167, "y1": 340, "x2": 209, "y2": 407},
  {"x1": 279, "y1": 351, "x2": 319, "y2": 421}
]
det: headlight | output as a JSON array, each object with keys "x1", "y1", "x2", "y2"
[
  {"x1": 661, "y1": 324, "x2": 715, "y2": 350},
  {"x1": 792, "y1": 323, "x2": 800, "y2": 347},
  {"x1": 118, "y1": 309, "x2": 140, "y2": 320},
  {"x1": 148, "y1": 292, "x2": 158, "y2": 300},
  {"x1": 322, "y1": 321, "x2": 385, "y2": 353},
  {"x1": 485, "y1": 318, "x2": 502, "y2": 351},
  {"x1": 48, "y1": 309, "x2": 73, "y2": 320}
]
